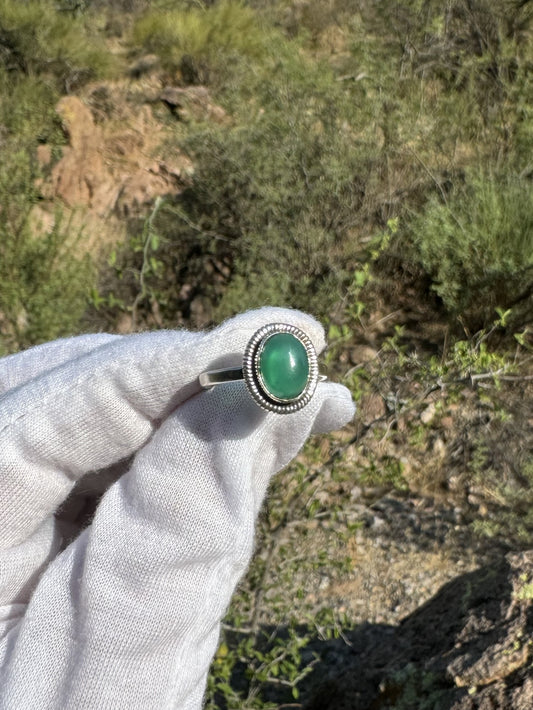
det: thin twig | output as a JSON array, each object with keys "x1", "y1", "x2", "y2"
[{"x1": 131, "y1": 196, "x2": 163, "y2": 329}]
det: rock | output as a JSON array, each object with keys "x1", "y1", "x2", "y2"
[
  {"x1": 128, "y1": 54, "x2": 160, "y2": 78},
  {"x1": 371, "y1": 514, "x2": 386, "y2": 529},
  {"x1": 304, "y1": 551, "x2": 533, "y2": 710},
  {"x1": 159, "y1": 85, "x2": 228, "y2": 123},
  {"x1": 36, "y1": 144, "x2": 52, "y2": 168},
  {"x1": 48, "y1": 93, "x2": 194, "y2": 218},
  {"x1": 420, "y1": 401, "x2": 437, "y2": 424},
  {"x1": 350, "y1": 344, "x2": 379, "y2": 365},
  {"x1": 49, "y1": 96, "x2": 118, "y2": 215},
  {"x1": 358, "y1": 392, "x2": 386, "y2": 421},
  {"x1": 34, "y1": 86, "x2": 196, "y2": 253},
  {"x1": 114, "y1": 156, "x2": 193, "y2": 217},
  {"x1": 350, "y1": 485, "x2": 363, "y2": 501},
  {"x1": 115, "y1": 312, "x2": 134, "y2": 335},
  {"x1": 433, "y1": 436, "x2": 446, "y2": 459}
]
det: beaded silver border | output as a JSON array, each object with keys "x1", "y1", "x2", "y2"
[{"x1": 242, "y1": 323, "x2": 319, "y2": 414}]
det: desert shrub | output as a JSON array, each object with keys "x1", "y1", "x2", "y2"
[
  {"x1": 96, "y1": 36, "x2": 375, "y2": 328},
  {"x1": 58, "y1": 0, "x2": 148, "y2": 10},
  {"x1": 399, "y1": 170, "x2": 533, "y2": 328},
  {"x1": 0, "y1": 70, "x2": 62, "y2": 143},
  {"x1": 0, "y1": 151, "x2": 94, "y2": 353},
  {"x1": 0, "y1": 71, "x2": 94, "y2": 354},
  {"x1": 0, "y1": 208, "x2": 94, "y2": 355},
  {"x1": 131, "y1": 0, "x2": 266, "y2": 81},
  {"x1": 0, "y1": 0, "x2": 115, "y2": 89},
  {"x1": 374, "y1": 0, "x2": 533, "y2": 154},
  {"x1": 177, "y1": 82, "x2": 368, "y2": 321},
  {"x1": 314, "y1": 0, "x2": 533, "y2": 332}
]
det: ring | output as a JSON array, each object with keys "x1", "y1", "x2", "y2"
[{"x1": 199, "y1": 323, "x2": 324, "y2": 413}]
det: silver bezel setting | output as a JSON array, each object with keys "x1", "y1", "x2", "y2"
[{"x1": 242, "y1": 323, "x2": 319, "y2": 414}]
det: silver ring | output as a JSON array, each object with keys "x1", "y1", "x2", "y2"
[{"x1": 199, "y1": 323, "x2": 324, "y2": 413}]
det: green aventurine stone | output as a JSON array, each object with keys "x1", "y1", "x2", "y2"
[{"x1": 259, "y1": 333, "x2": 309, "y2": 401}]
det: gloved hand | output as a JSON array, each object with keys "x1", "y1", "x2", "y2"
[{"x1": 0, "y1": 307, "x2": 354, "y2": 710}]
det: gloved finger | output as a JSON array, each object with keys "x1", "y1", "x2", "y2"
[
  {"x1": 311, "y1": 382, "x2": 356, "y2": 434},
  {"x1": 186, "y1": 380, "x2": 355, "y2": 503},
  {"x1": 0, "y1": 307, "x2": 326, "y2": 550},
  {"x1": 0, "y1": 334, "x2": 120, "y2": 397},
  {"x1": 0, "y1": 364, "x2": 353, "y2": 708},
  {"x1": 0, "y1": 517, "x2": 62, "y2": 638}
]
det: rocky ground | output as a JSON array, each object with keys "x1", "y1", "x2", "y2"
[
  {"x1": 303, "y1": 547, "x2": 533, "y2": 709},
  {"x1": 247, "y1": 485, "x2": 533, "y2": 710}
]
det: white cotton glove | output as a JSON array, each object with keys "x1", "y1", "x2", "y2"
[{"x1": 0, "y1": 307, "x2": 354, "y2": 710}]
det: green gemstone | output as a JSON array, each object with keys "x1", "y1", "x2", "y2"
[{"x1": 258, "y1": 332, "x2": 310, "y2": 401}]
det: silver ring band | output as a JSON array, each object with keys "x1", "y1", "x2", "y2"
[{"x1": 199, "y1": 323, "x2": 326, "y2": 414}]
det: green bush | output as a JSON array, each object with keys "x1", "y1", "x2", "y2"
[
  {"x1": 0, "y1": 0, "x2": 115, "y2": 89},
  {"x1": 0, "y1": 70, "x2": 61, "y2": 142},
  {"x1": 178, "y1": 98, "x2": 368, "y2": 321},
  {"x1": 132, "y1": 0, "x2": 266, "y2": 80},
  {"x1": 96, "y1": 34, "x2": 375, "y2": 328},
  {"x1": 0, "y1": 207, "x2": 94, "y2": 355},
  {"x1": 0, "y1": 143, "x2": 94, "y2": 354},
  {"x1": 403, "y1": 170, "x2": 533, "y2": 327},
  {"x1": 370, "y1": 0, "x2": 533, "y2": 157},
  {"x1": 0, "y1": 71, "x2": 94, "y2": 354}
]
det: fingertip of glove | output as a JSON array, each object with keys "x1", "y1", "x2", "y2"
[{"x1": 311, "y1": 382, "x2": 356, "y2": 434}]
